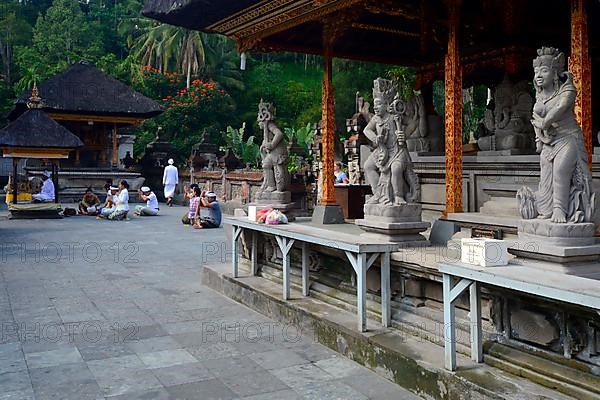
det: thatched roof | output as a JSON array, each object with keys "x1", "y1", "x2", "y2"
[
  {"x1": 9, "y1": 62, "x2": 162, "y2": 120},
  {"x1": 0, "y1": 109, "x2": 83, "y2": 149}
]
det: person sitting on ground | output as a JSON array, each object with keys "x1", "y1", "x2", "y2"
[
  {"x1": 107, "y1": 180, "x2": 130, "y2": 220},
  {"x1": 32, "y1": 170, "x2": 55, "y2": 202},
  {"x1": 193, "y1": 191, "x2": 221, "y2": 229},
  {"x1": 186, "y1": 186, "x2": 202, "y2": 226},
  {"x1": 98, "y1": 186, "x2": 119, "y2": 218},
  {"x1": 78, "y1": 187, "x2": 100, "y2": 215},
  {"x1": 182, "y1": 183, "x2": 199, "y2": 225},
  {"x1": 134, "y1": 186, "x2": 159, "y2": 216},
  {"x1": 334, "y1": 162, "x2": 349, "y2": 184}
]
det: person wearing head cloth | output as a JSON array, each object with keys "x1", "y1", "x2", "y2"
[
  {"x1": 162, "y1": 158, "x2": 179, "y2": 207},
  {"x1": 134, "y1": 186, "x2": 159, "y2": 216},
  {"x1": 193, "y1": 191, "x2": 222, "y2": 229},
  {"x1": 78, "y1": 187, "x2": 100, "y2": 215},
  {"x1": 98, "y1": 186, "x2": 119, "y2": 218},
  {"x1": 106, "y1": 180, "x2": 130, "y2": 220},
  {"x1": 32, "y1": 170, "x2": 55, "y2": 202}
]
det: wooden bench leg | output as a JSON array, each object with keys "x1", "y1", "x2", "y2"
[
  {"x1": 443, "y1": 273, "x2": 456, "y2": 371},
  {"x1": 346, "y1": 251, "x2": 368, "y2": 332},
  {"x1": 301, "y1": 242, "x2": 309, "y2": 296},
  {"x1": 232, "y1": 226, "x2": 242, "y2": 278},
  {"x1": 251, "y1": 231, "x2": 258, "y2": 276},
  {"x1": 470, "y1": 281, "x2": 483, "y2": 363},
  {"x1": 381, "y1": 251, "x2": 391, "y2": 327},
  {"x1": 275, "y1": 236, "x2": 295, "y2": 301}
]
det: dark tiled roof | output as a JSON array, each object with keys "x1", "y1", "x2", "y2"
[
  {"x1": 10, "y1": 62, "x2": 162, "y2": 120},
  {"x1": 142, "y1": 0, "x2": 259, "y2": 31},
  {"x1": 0, "y1": 109, "x2": 83, "y2": 149}
]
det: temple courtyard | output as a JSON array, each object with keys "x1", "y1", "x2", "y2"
[{"x1": 0, "y1": 205, "x2": 420, "y2": 400}]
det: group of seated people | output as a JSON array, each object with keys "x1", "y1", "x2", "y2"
[
  {"x1": 181, "y1": 184, "x2": 221, "y2": 229},
  {"x1": 76, "y1": 181, "x2": 220, "y2": 228},
  {"x1": 78, "y1": 180, "x2": 134, "y2": 221}
]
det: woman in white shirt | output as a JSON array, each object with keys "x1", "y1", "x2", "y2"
[
  {"x1": 107, "y1": 180, "x2": 130, "y2": 220},
  {"x1": 134, "y1": 186, "x2": 159, "y2": 216}
]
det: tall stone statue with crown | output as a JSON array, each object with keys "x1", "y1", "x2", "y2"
[{"x1": 355, "y1": 78, "x2": 429, "y2": 243}]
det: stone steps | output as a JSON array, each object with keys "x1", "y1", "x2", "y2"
[
  {"x1": 485, "y1": 343, "x2": 600, "y2": 399},
  {"x1": 256, "y1": 260, "x2": 598, "y2": 399},
  {"x1": 203, "y1": 262, "x2": 575, "y2": 400}
]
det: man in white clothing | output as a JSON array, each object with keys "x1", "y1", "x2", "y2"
[
  {"x1": 134, "y1": 186, "x2": 159, "y2": 216},
  {"x1": 32, "y1": 170, "x2": 55, "y2": 202},
  {"x1": 163, "y1": 158, "x2": 178, "y2": 207}
]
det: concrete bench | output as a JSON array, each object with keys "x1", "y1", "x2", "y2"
[
  {"x1": 438, "y1": 261, "x2": 600, "y2": 371},
  {"x1": 225, "y1": 216, "x2": 399, "y2": 332}
]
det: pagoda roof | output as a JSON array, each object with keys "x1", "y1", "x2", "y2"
[
  {"x1": 142, "y1": 0, "x2": 600, "y2": 83},
  {"x1": 0, "y1": 109, "x2": 83, "y2": 149},
  {"x1": 9, "y1": 62, "x2": 162, "y2": 121}
]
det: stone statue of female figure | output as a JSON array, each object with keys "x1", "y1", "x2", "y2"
[{"x1": 518, "y1": 47, "x2": 595, "y2": 223}]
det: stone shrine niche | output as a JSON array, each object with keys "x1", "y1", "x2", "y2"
[{"x1": 477, "y1": 76, "x2": 535, "y2": 154}]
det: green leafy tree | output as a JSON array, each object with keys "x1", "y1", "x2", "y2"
[
  {"x1": 224, "y1": 124, "x2": 259, "y2": 167},
  {"x1": 30, "y1": 0, "x2": 104, "y2": 69},
  {"x1": 0, "y1": 2, "x2": 32, "y2": 85}
]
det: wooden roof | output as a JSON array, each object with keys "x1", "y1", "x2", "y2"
[
  {"x1": 0, "y1": 109, "x2": 83, "y2": 149},
  {"x1": 9, "y1": 62, "x2": 163, "y2": 121},
  {"x1": 142, "y1": 0, "x2": 600, "y2": 83}
]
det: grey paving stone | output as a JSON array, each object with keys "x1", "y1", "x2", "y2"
[
  {"x1": 186, "y1": 342, "x2": 243, "y2": 361},
  {"x1": 29, "y1": 362, "x2": 101, "y2": 400},
  {"x1": 341, "y1": 371, "x2": 422, "y2": 400},
  {"x1": 270, "y1": 364, "x2": 334, "y2": 389},
  {"x1": 291, "y1": 342, "x2": 337, "y2": 362},
  {"x1": 0, "y1": 370, "x2": 32, "y2": 393},
  {"x1": 247, "y1": 348, "x2": 309, "y2": 370},
  {"x1": 126, "y1": 335, "x2": 182, "y2": 354},
  {"x1": 203, "y1": 355, "x2": 264, "y2": 378},
  {"x1": 77, "y1": 342, "x2": 135, "y2": 361},
  {"x1": 108, "y1": 388, "x2": 171, "y2": 400},
  {"x1": 87, "y1": 356, "x2": 163, "y2": 397},
  {"x1": 241, "y1": 389, "x2": 300, "y2": 400},
  {"x1": 314, "y1": 355, "x2": 364, "y2": 378},
  {"x1": 0, "y1": 342, "x2": 27, "y2": 373},
  {"x1": 151, "y1": 362, "x2": 213, "y2": 387},
  {"x1": 220, "y1": 370, "x2": 290, "y2": 397},
  {"x1": 138, "y1": 349, "x2": 197, "y2": 369},
  {"x1": 25, "y1": 346, "x2": 83, "y2": 369},
  {"x1": 295, "y1": 380, "x2": 369, "y2": 400},
  {"x1": 0, "y1": 389, "x2": 35, "y2": 400},
  {"x1": 165, "y1": 379, "x2": 237, "y2": 400}
]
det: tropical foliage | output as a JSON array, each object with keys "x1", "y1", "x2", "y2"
[{"x1": 0, "y1": 0, "x2": 437, "y2": 162}]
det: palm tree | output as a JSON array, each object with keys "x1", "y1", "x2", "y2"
[{"x1": 129, "y1": 21, "x2": 206, "y2": 88}]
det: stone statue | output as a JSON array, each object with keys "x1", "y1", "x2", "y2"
[
  {"x1": 402, "y1": 93, "x2": 429, "y2": 152},
  {"x1": 257, "y1": 99, "x2": 289, "y2": 196},
  {"x1": 477, "y1": 76, "x2": 534, "y2": 153},
  {"x1": 363, "y1": 78, "x2": 419, "y2": 205},
  {"x1": 517, "y1": 47, "x2": 594, "y2": 224}
]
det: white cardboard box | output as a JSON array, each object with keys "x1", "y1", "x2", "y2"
[
  {"x1": 461, "y1": 238, "x2": 508, "y2": 267},
  {"x1": 248, "y1": 206, "x2": 257, "y2": 222}
]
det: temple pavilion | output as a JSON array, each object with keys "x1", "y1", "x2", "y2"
[{"x1": 142, "y1": 1, "x2": 600, "y2": 398}]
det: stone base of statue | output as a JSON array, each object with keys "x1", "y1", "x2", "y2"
[
  {"x1": 355, "y1": 203, "x2": 430, "y2": 245},
  {"x1": 251, "y1": 190, "x2": 297, "y2": 221},
  {"x1": 311, "y1": 204, "x2": 345, "y2": 224},
  {"x1": 508, "y1": 219, "x2": 600, "y2": 272}
]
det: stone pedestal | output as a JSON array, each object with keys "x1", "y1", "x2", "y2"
[
  {"x1": 251, "y1": 190, "x2": 297, "y2": 221},
  {"x1": 311, "y1": 204, "x2": 345, "y2": 224},
  {"x1": 509, "y1": 219, "x2": 600, "y2": 272},
  {"x1": 355, "y1": 203, "x2": 430, "y2": 244}
]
